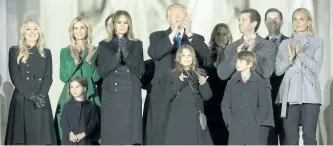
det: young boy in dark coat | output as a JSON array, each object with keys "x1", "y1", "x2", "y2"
[
  {"x1": 60, "y1": 76, "x2": 98, "y2": 145},
  {"x1": 221, "y1": 51, "x2": 274, "y2": 145}
]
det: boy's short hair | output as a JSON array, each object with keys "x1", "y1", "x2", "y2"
[{"x1": 236, "y1": 51, "x2": 257, "y2": 71}]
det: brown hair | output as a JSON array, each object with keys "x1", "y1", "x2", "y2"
[
  {"x1": 173, "y1": 44, "x2": 205, "y2": 77},
  {"x1": 209, "y1": 23, "x2": 233, "y2": 49},
  {"x1": 67, "y1": 76, "x2": 88, "y2": 100},
  {"x1": 106, "y1": 10, "x2": 137, "y2": 41},
  {"x1": 236, "y1": 51, "x2": 257, "y2": 71}
]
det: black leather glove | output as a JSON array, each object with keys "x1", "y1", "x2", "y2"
[{"x1": 29, "y1": 92, "x2": 46, "y2": 108}]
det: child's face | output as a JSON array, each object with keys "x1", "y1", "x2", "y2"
[
  {"x1": 69, "y1": 81, "x2": 85, "y2": 99},
  {"x1": 180, "y1": 48, "x2": 193, "y2": 67},
  {"x1": 236, "y1": 59, "x2": 252, "y2": 72}
]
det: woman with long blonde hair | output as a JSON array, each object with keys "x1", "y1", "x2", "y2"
[
  {"x1": 163, "y1": 44, "x2": 213, "y2": 145},
  {"x1": 97, "y1": 10, "x2": 144, "y2": 145},
  {"x1": 5, "y1": 20, "x2": 56, "y2": 145},
  {"x1": 275, "y1": 8, "x2": 323, "y2": 145},
  {"x1": 55, "y1": 16, "x2": 100, "y2": 144}
]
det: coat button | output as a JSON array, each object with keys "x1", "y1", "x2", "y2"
[
  {"x1": 115, "y1": 89, "x2": 117, "y2": 92},
  {"x1": 27, "y1": 77, "x2": 29, "y2": 80},
  {"x1": 26, "y1": 64, "x2": 29, "y2": 67},
  {"x1": 127, "y1": 69, "x2": 129, "y2": 72},
  {"x1": 115, "y1": 83, "x2": 118, "y2": 85},
  {"x1": 115, "y1": 70, "x2": 117, "y2": 73},
  {"x1": 39, "y1": 78, "x2": 42, "y2": 81},
  {"x1": 244, "y1": 93, "x2": 246, "y2": 95},
  {"x1": 241, "y1": 120, "x2": 243, "y2": 122},
  {"x1": 241, "y1": 106, "x2": 242, "y2": 108},
  {"x1": 27, "y1": 71, "x2": 30, "y2": 74}
]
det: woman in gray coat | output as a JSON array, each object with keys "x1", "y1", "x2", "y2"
[{"x1": 275, "y1": 8, "x2": 323, "y2": 145}]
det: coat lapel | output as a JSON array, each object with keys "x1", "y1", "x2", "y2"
[{"x1": 254, "y1": 34, "x2": 264, "y2": 52}]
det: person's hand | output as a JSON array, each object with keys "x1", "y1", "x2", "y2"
[
  {"x1": 179, "y1": 72, "x2": 187, "y2": 81},
  {"x1": 183, "y1": 17, "x2": 193, "y2": 37},
  {"x1": 288, "y1": 44, "x2": 295, "y2": 63},
  {"x1": 198, "y1": 75, "x2": 209, "y2": 85},
  {"x1": 236, "y1": 43, "x2": 245, "y2": 53},
  {"x1": 69, "y1": 131, "x2": 78, "y2": 143},
  {"x1": 76, "y1": 132, "x2": 86, "y2": 142},
  {"x1": 169, "y1": 21, "x2": 182, "y2": 39},
  {"x1": 295, "y1": 41, "x2": 301, "y2": 56},
  {"x1": 74, "y1": 60, "x2": 81, "y2": 66},
  {"x1": 247, "y1": 38, "x2": 255, "y2": 52}
]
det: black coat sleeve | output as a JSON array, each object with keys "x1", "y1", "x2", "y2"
[
  {"x1": 39, "y1": 49, "x2": 53, "y2": 96},
  {"x1": 123, "y1": 40, "x2": 145, "y2": 77},
  {"x1": 8, "y1": 47, "x2": 32, "y2": 99},
  {"x1": 217, "y1": 44, "x2": 237, "y2": 80},
  {"x1": 148, "y1": 31, "x2": 175, "y2": 60},
  {"x1": 255, "y1": 80, "x2": 273, "y2": 126},
  {"x1": 165, "y1": 73, "x2": 188, "y2": 102},
  {"x1": 221, "y1": 81, "x2": 233, "y2": 128},
  {"x1": 84, "y1": 104, "x2": 98, "y2": 136},
  {"x1": 96, "y1": 41, "x2": 121, "y2": 78},
  {"x1": 60, "y1": 103, "x2": 73, "y2": 137},
  {"x1": 140, "y1": 59, "x2": 154, "y2": 90},
  {"x1": 198, "y1": 82, "x2": 212, "y2": 101},
  {"x1": 189, "y1": 34, "x2": 212, "y2": 67}
]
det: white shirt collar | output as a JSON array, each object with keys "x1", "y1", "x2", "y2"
[
  {"x1": 269, "y1": 33, "x2": 282, "y2": 42},
  {"x1": 243, "y1": 33, "x2": 256, "y2": 43},
  {"x1": 241, "y1": 72, "x2": 251, "y2": 82}
]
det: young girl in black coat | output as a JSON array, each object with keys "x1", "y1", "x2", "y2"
[
  {"x1": 163, "y1": 44, "x2": 213, "y2": 145},
  {"x1": 60, "y1": 76, "x2": 98, "y2": 145}
]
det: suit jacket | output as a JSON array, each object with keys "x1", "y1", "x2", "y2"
[
  {"x1": 217, "y1": 34, "x2": 277, "y2": 80},
  {"x1": 265, "y1": 34, "x2": 289, "y2": 100},
  {"x1": 275, "y1": 33, "x2": 323, "y2": 118}
]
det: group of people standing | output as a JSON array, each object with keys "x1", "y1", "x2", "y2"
[{"x1": 4, "y1": 2, "x2": 322, "y2": 146}]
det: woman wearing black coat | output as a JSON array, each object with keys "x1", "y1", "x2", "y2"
[
  {"x1": 205, "y1": 23, "x2": 233, "y2": 145},
  {"x1": 97, "y1": 10, "x2": 144, "y2": 145},
  {"x1": 5, "y1": 20, "x2": 56, "y2": 145}
]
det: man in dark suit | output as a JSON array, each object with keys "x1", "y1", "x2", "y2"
[
  {"x1": 146, "y1": 3, "x2": 211, "y2": 145},
  {"x1": 217, "y1": 8, "x2": 277, "y2": 144},
  {"x1": 264, "y1": 8, "x2": 289, "y2": 145}
]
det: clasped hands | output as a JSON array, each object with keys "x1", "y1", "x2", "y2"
[
  {"x1": 288, "y1": 41, "x2": 302, "y2": 63},
  {"x1": 69, "y1": 131, "x2": 86, "y2": 143}
]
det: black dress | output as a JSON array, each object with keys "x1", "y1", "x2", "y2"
[
  {"x1": 97, "y1": 37, "x2": 144, "y2": 145},
  {"x1": 5, "y1": 46, "x2": 56, "y2": 145},
  {"x1": 60, "y1": 99, "x2": 98, "y2": 145},
  {"x1": 163, "y1": 70, "x2": 213, "y2": 145}
]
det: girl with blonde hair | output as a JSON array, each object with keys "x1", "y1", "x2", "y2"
[{"x1": 5, "y1": 20, "x2": 56, "y2": 145}]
